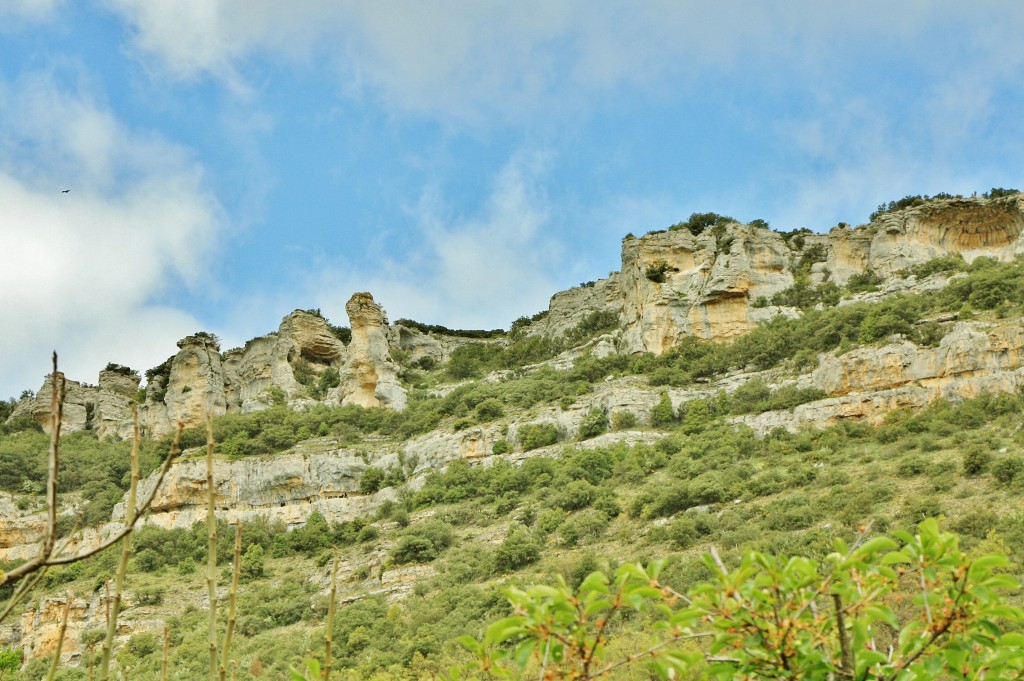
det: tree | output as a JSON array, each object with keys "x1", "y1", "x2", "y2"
[
  {"x1": 240, "y1": 544, "x2": 265, "y2": 581},
  {"x1": 456, "y1": 519, "x2": 1024, "y2": 680},
  {"x1": 649, "y1": 392, "x2": 676, "y2": 428}
]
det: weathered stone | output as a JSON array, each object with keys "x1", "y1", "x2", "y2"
[{"x1": 340, "y1": 293, "x2": 407, "y2": 410}]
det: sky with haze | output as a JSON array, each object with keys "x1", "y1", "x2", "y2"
[{"x1": 1, "y1": 0, "x2": 1023, "y2": 398}]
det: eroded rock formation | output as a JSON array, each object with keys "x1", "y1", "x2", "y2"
[
  {"x1": 340, "y1": 293, "x2": 407, "y2": 410},
  {"x1": 535, "y1": 194, "x2": 1024, "y2": 353}
]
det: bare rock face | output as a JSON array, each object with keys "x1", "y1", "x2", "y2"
[
  {"x1": 529, "y1": 195, "x2": 1024, "y2": 353},
  {"x1": 393, "y1": 324, "x2": 485, "y2": 367},
  {"x1": 528, "y1": 277, "x2": 625, "y2": 341},
  {"x1": 866, "y1": 196, "x2": 1024, "y2": 278},
  {"x1": 142, "y1": 333, "x2": 227, "y2": 437},
  {"x1": 115, "y1": 442, "x2": 379, "y2": 529},
  {"x1": 10, "y1": 374, "x2": 93, "y2": 434},
  {"x1": 278, "y1": 309, "x2": 345, "y2": 363},
  {"x1": 94, "y1": 369, "x2": 140, "y2": 440},
  {"x1": 340, "y1": 293, "x2": 407, "y2": 410},
  {"x1": 733, "y1": 318, "x2": 1024, "y2": 434},
  {"x1": 617, "y1": 225, "x2": 795, "y2": 352}
]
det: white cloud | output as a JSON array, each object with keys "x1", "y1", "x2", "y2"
[
  {"x1": 100, "y1": 1, "x2": 1024, "y2": 123},
  {"x1": 0, "y1": 0, "x2": 60, "y2": 24},
  {"x1": 298, "y1": 150, "x2": 565, "y2": 330},
  {"x1": 0, "y1": 75, "x2": 223, "y2": 397}
]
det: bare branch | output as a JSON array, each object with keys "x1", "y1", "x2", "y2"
[
  {"x1": 45, "y1": 592, "x2": 73, "y2": 681},
  {"x1": 99, "y1": 407, "x2": 141, "y2": 681},
  {"x1": 324, "y1": 548, "x2": 339, "y2": 680},
  {"x1": 206, "y1": 413, "x2": 219, "y2": 681},
  {"x1": 220, "y1": 522, "x2": 241, "y2": 681}
]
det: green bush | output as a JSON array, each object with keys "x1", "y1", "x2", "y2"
[
  {"x1": 518, "y1": 423, "x2": 561, "y2": 451},
  {"x1": 993, "y1": 456, "x2": 1024, "y2": 484},
  {"x1": 241, "y1": 543, "x2": 266, "y2": 580},
  {"x1": 559, "y1": 509, "x2": 611, "y2": 546},
  {"x1": 492, "y1": 439, "x2": 512, "y2": 455},
  {"x1": 494, "y1": 526, "x2": 542, "y2": 572},
  {"x1": 649, "y1": 393, "x2": 676, "y2": 428},
  {"x1": 645, "y1": 261, "x2": 672, "y2": 283},
  {"x1": 963, "y1": 447, "x2": 992, "y2": 476},
  {"x1": 578, "y1": 408, "x2": 608, "y2": 440},
  {"x1": 0, "y1": 647, "x2": 22, "y2": 671},
  {"x1": 611, "y1": 410, "x2": 638, "y2": 430},
  {"x1": 392, "y1": 520, "x2": 455, "y2": 564},
  {"x1": 474, "y1": 398, "x2": 504, "y2": 421}
]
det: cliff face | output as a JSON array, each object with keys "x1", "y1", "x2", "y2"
[
  {"x1": 339, "y1": 293, "x2": 406, "y2": 410},
  {"x1": 18, "y1": 295, "x2": 410, "y2": 438},
  {"x1": 536, "y1": 195, "x2": 1024, "y2": 353},
  {"x1": 8, "y1": 194, "x2": 1024, "y2": 439}
]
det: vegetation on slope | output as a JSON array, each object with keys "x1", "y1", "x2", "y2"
[
  {"x1": 6, "y1": 387, "x2": 1024, "y2": 679},
  {"x1": 5, "y1": 256, "x2": 1024, "y2": 678}
]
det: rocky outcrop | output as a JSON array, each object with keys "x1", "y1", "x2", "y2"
[
  {"x1": 393, "y1": 324, "x2": 489, "y2": 367},
  {"x1": 530, "y1": 194, "x2": 1024, "y2": 354},
  {"x1": 10, "y1": 368, "x2": 140, "y2": 440},
  {"x1": 864, "y1": 196, "x2": 1024, "y2": 279},
  {"x1": 9, "y1": 195, "x2": 1024, "y2": 439},
  {"x1": 733, "y1": 318, "x2": 1024, "y2": 434},
  {"x1": 528, "y1": 277, "x2": 625, "y2": 341},
  {"x1": 340, "y1": 293, "x2": 407, "y2": 410}
]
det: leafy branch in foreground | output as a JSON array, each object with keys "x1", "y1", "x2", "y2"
[{"x1": 456, "y1": 519, "x2": 1024, "y2": 680}]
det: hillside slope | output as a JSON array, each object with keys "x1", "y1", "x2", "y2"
[{"x1": 2, "y1": 192, "x2": 1024, "y2": 678}]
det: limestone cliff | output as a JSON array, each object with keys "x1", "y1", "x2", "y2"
[
  {"x1": 15, "y1": 300, "x2": 409, "y2": 438},
  {"x1": 534, "y1": 194, "x2": 1024, "y2": 353},
  {"x1": 340, "y1": 293, "x2": 407, "y2": 410},
  {"x1": 8, "y1": 194, "x2": 1024, "y2": 438}
]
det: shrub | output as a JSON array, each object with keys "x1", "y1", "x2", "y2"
[
  {"x1": 392, "y1": 520, "x2": 455, "y2": 564},
  {"x1": 993, "y1": 456, "x2": 1024, "y2": 484},
  {"x1": 494, "y1": 526, "x2": 542, "y2": 572},
  {"x1": 645, "y1": 262, "x2": 672, "y2": 283},
  {"x1": 391, "y1": 535, "x2": 438, "y2": 564},
  {"x1": 134, "y1": 586, "x2": 164, "y2": 605},
  {"x1": 131, "y1": 547, "x2": 161, "y2": 573},
  {"x1": 241, "y1": 543, "x2": 266, "y2": 580},
  {"x1": 559, "y1": 509, "x2": 611, "y2": 546},
  {"x1": 963, "y1": 447, "x2": 992, "y2": 476},
  {"x1": 578, "y1": 408, "x2": 608, "y2": 440},
  {"x1": 126, "y1": 631, "x2": 159, "y2": 657},
  {"x1": 669, "y1": 212, "x2": 735, "y2": 236},
  {"x1": 953, "y1": 508, "x2": 1000, "y2": 540},
  {"x1": 360, "y1": 466, "x2": 386, "y2": 494},
  {"x1": 518, "y1": 423, "x2": 561, "y2": 451},
  {"x1": 611, "y1": 410, "x2": 638, "y2": 430},
  {"x1": 896, "y1": 455, "x2": 928, "y2": 477},
  {"x1": 0, "y1": 647, "x2": 22, "y2": 671},
  {"x1": 649, "y1": 393, "x2": 676, "y2": 428},
  {"x1": 845, "y1": 271, "x2": 881, "y2": 293},
  {"x1": 492, "y1": 439, "x2": 512, "y2": 455},
  {"x1": 475, "y1": 398, "x2": 504, "y2": 421},
  {"x1": 554, "y1": 480, "x2": 597, "y2": 511},
  {"x1": 356, "y1": 525, "x2": 379, "y2": 543}
]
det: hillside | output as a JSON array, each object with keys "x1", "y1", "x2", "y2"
[{"x1": 2, "y1": 192, "x2": 1024, "y2": 679}]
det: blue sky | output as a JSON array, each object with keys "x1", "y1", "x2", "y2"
[{"x1": 1, "y1": 1, "x2": 1023, "y2": 398}]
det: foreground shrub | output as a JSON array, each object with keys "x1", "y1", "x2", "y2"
[{"x1": 458, "y1": 519, "x2": 1024, "y2": 680}]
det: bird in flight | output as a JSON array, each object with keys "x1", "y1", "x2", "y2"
[{"x1": 62, "y1": 189, "x2": 70, "y2": 194}]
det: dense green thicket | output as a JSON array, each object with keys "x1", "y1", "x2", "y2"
[
  {"x1": 0, "y1": 430, "x2": 162, "y2": 526},
  {"x1": 394, "y1": 319, "x2": 504, "y2": 339}
]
